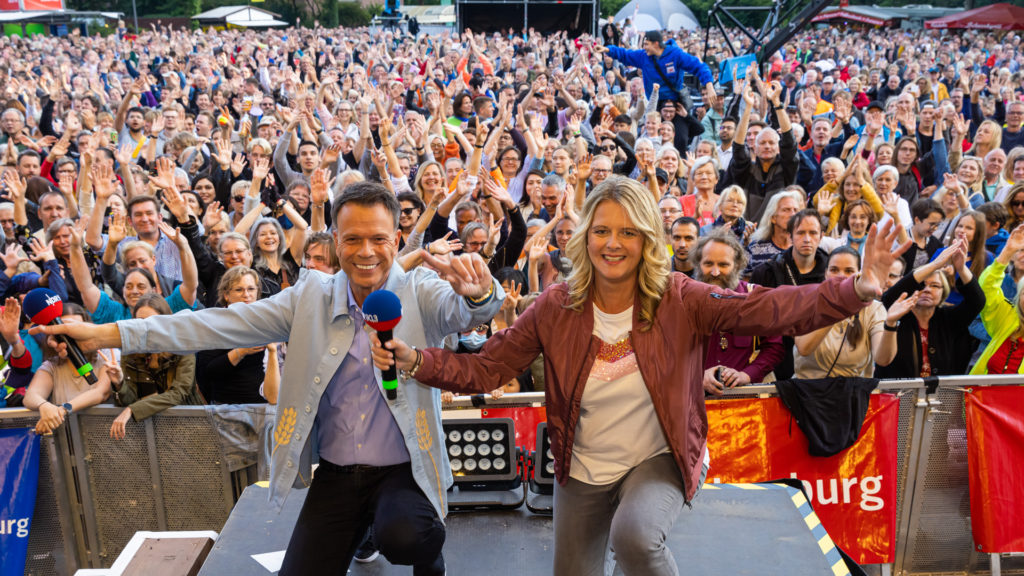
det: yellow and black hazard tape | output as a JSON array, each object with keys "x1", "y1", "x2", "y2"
[{"x1": 702, "y1": 483, "x2": 851, "y2": 576}]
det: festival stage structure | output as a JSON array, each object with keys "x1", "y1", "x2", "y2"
[{"x1": 455, "y1": 0, "x2": 596, "y2": 37}]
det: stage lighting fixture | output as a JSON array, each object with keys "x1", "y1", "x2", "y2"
[
  {"x1": 442, "y1": 417, "x2": 525, "y2": 511},
  {"x1": 442, "y1": 418, "x2": 519, "y2": 490},
  {"x1": 526, "y1": 422, "x2": 554, "y2": 514},
  {"x1": 531, "y1": 422, "x2": 555, "y2": 493}
]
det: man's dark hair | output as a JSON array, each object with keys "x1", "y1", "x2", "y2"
[
  {"x1": 613, "y1": 114, "x2": 632, "y2": 126},
  {"x1": 787, "y1": 208, "x2": 824, "y2": 235},
  {"x1": 978, "y1": 201, "x2": 1009, "y2": 230},
  {"x1": 127, "y1": 194, "x2": 162, "y2": 216},
  {"x1": 38, "y1": 190, "x2": 68, "y2": 209},
  {"x1": 331, "y1": 181, "x2": 400, "y2": 229},
  {"x1": 472, "y1": 96, "x2": 493, "y2": 113},
  {"x1": 127, "y1": 106, "x2": 146, "y2": 118},
  {"x1": 671, "y1": 216, "x2": 700, "y2": 234},
  {"x1": 494, "y1": 266, "x2": 526, "y2": 290},
  {"x1": 94, "y1": 147, "x2": 115, "y2": 163},
  {"x1": 720, "y1": 115, "x2": 738, "y2": 126},
  {"x1": 17, "y1": 149, "x2": 40, "y2": 164},
  {"x1": 302, "y1": 231, "x2": 340, "y2": 270},
  {"x1": 910, "y1": 198, "x2": 943, "y2": 223},
  {"x1": 748, "y1": 119, "x2": 768, "y2": 131},
  {"x1": 297, "y1": 140, "x2": 319, "y2": 153}
]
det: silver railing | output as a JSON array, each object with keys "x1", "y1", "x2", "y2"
[{"x1": 3, "y1": 375, "x2": 1023, "y2": 575}]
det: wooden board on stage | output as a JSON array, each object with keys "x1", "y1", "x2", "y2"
[
  {"x1": 123, "y1": 536, "x2": 214, "y2": 576},
  {"x1": 200, "y1": 482, "x2": 850, "y2": 575}
]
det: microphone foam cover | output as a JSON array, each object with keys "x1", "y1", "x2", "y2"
[
  {"x1": 362, "y1": 289, "x2": 402, "y2": 331},
  {"x1": 23, "y1": 288, "x2": 63, "y2": 326}
]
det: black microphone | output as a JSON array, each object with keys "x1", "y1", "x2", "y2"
[
  {"x1": 363, "y1": 290, "x2": 403, "y2": 400},
  {"x1": 23, "y1": 288, "x2": 98, "y2": 385}
]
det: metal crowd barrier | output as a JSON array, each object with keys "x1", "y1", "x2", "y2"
[{"x1": 2, "y1": 375, "x2": 1023, "y2": 575}]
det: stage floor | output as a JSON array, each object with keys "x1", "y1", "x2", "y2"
[{"x1": 199, "y1": 483, "x2": 849, "y2": 575}]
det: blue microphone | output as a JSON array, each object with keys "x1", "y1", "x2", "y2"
[
  {"x1": 23, "y1": 288, "x2": 98, "y2": 385},
  {"x1": 363, "y1": 290, "x2": 403, "y2": 400}
]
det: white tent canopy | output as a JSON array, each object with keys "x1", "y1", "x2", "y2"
[
  {"x1": 613, "y1": 0, "x2": 699, "y2": 32},
  {"x1": 192, "y1": 6, "x2": 287, "y2": 28}
]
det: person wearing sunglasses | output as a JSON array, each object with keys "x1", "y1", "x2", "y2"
[
  {"x1": 1003, "y1": 183, "x2": 1024, "y2": 232},
  {"x1": 592, "y1": 124, "x2": 637, "y2": 178}
]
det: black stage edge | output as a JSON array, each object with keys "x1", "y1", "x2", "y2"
[{"x1": 199, "y1": 482, "x2": 852, "y2": 575}]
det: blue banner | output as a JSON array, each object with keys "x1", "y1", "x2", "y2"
[
  {"x1": 720, "y1": 54, "x2": 758, "y2": 85},
  {"x1": 0, "y1": 428, "x2": 40, "y2": 576}
]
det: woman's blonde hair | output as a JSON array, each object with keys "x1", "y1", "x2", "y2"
[
  {"x1": 563, "y1": 176, "x2": 669, "y2": 331},
  {"x1": 714, "y1": 184, "x2": 746, "y2": 215},
  {"x1": 217, "y1": 266, "x2": 260, "y2": 306},
  {"x1": 968, "y1": 120, "x2": 1003, "y2": 155}
]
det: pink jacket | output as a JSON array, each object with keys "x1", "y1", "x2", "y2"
[{"x1": 416, "y1": 274, "x2": 868, "y2": 501}]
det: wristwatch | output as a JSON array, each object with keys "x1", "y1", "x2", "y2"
[{"x1": 62, "y1": 402, "x2": 73, "y2": 414}]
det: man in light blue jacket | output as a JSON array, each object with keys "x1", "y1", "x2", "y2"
[{"x1": 36, "y1": 182, "x2": 504, "y2": 576}]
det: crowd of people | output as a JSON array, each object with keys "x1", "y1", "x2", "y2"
[{"x1": 2, "y1": 17, "x2": 1024, "y2": 574}]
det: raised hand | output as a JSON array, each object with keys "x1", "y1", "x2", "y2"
[
  {"x1": 310, "y1": 168, "x2": 332, "y2": 206},
  {"x1": 949, "y1": 236, "x2": 968, "y2": 272},
  {"x1": 251, "y1": 156, "x2": 271, "y2": 181},
  {"x1": 158, "y1": 221, "x2": 188, "y2": 250},
  {"x1": 97, "y1": 349, "x2": 123, "y2": 389},
  {"x1": 230, "y1": 153, "x2": 248, "y2": 177},
  {"x1": 149, "y1": 114, "x2": 165, "y2": 138},
  {"x1": 49, "y1": 132, "x2": 71, "y2": 159},
  {"x1": 499, "y1": 281, "x2": 522, "y2": 321},
  {"x1": 856, "y1": 220, "x2": 911, "y2": 300},
  {"x1": 1001, "y1": 224, "x2": 1024, "y2": 261},
  {"x1": 528, "y1": 237, "x2": 547, "y2": 264},
  {"x1": 816, "y1": 188, "x2": 836, "y2": 215},
  {"x1": 107, "y1": 212, "x2": 127, "y2": 246},
  {"x1": 881, "y1": 192, "x2": 900, "y2": 218},
  {"x1": 149, "y1": 156, "x2": 177, "y2": 192},
  {"x1": 163, "y1": 181, "x2": 191, "y2": 222},
  {"x1": 1, "y1": 245, "x2": 26, "y2": 275},
  {"x1": 766, "y1": 80, "x2": 782, "y2": 106},
  {"x1": 27, "y1": 238, "x2": 54, "y2": 263},
  {"x1": 2, "y1": 171, "x2": 25, "y2": 203},
  {"x1": 742, "y1": 84, "x2": 757, "y2": 106},
  {"x1": 420, "y1": 250, "x2": 494, "y2": 300},
  {"x1": 0, "y1": 297, "x2": 22, "y2": 343},
  {"x1": 57, "y1": 171, "x2": 75, "y2": 197},
  {"x1": 886, "y1": 291, "x2": 919, "y2": 325},
  {"x1": 203, "y1": 201, "x2": 224, "y2": 230},
  {"x1": 114, "y1": 141, "x2": 134, "y2": 167},
  {"x1": 427, "y1": 231, "x2": 462, "y2": 256},
  {"x1": 322, "y1": 142, "x2": 343, "y2": 165}
]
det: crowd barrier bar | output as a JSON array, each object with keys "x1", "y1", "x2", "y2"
[
  {"x1": 3, "y1": 374, "x2": 1023, "y2": 574},
  {"x1": 442, "y1": 376, "x2": 1024, "y2": 575}
]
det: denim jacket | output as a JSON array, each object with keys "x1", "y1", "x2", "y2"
[{"x1": 117, "y1": 263, "x2": 503, "y2": 518}]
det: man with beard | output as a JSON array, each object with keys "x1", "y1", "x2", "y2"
[{"x1": 693, "y1": 229, "x2": 784, "y2": 394}]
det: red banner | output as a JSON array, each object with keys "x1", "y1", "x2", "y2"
[
  {"x1": 966, "y1": 387, "x2": 1024, "y2": 553},
  {"x1": 706, "y1": 395, "x2": 899, "y2": 565},
  {"x1": 482, "y1": 406, "x2": 546, "y2": 452},
  {"x1": 22, "y1": 0, "x2": 63, "y2": 9},
  {"x1": 0, "y1": 0, "x2": 20, "y2": 12}
]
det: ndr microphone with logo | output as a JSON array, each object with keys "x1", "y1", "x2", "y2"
[{"x1": 23, "y1": 288, "x2": 98, "y2": 385}]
